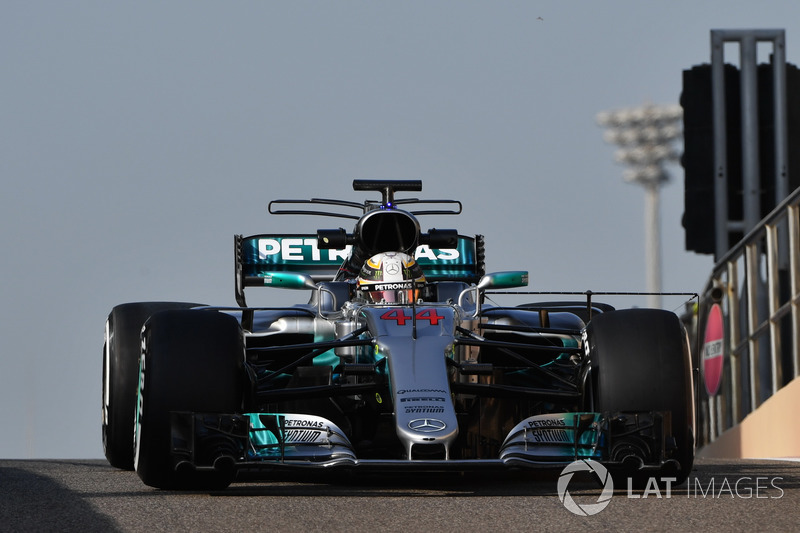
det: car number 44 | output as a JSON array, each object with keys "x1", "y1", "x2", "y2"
[{"x1": 380, "y1": 308, "x2": 444, "y2": 326}]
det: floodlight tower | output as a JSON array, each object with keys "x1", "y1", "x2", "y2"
[{"x1": 596, "y1": 103, "x2": 683, "y2": 309}]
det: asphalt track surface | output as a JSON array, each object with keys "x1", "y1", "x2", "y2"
[{"x1": 2, "y1": 458, "x2": 799, "y2": 532}]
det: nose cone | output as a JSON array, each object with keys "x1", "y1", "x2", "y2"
[{"x1": 398, "y1": 415, "x2": 459, "y2": 459}]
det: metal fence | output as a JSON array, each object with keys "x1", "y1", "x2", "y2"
[{"x1": 695, "y1": 185, "x2": 800, "y2": 445}]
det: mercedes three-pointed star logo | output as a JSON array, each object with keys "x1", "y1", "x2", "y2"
[
  {"x1": 408, "y1": 418, "x2": 447, "y2": 432},
  {"x1": 385, "y1": 263, "x2": 401, "y2": 275}
]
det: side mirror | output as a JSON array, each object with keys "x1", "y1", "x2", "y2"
[
  {"x1": 459, "y1": 271, "x2": 528, "y2": 316},
  {"x1": 477, "y1": 271, "x2": 529, "y2": 290},
  {"x1": 261, "y1": 272, "x2": 318, "y2": 290}
]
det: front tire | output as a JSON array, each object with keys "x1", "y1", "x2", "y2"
[
  {"x1": 134, "y1": 309, "x2": 243, "y2": 490},
  {"x1": 102, "y1": 302, "x2": 203, "y2": 470},
  {"x1": 585, "y1": 308, "x2": 695, "y2": 484}
]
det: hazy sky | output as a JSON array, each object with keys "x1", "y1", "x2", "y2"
[{"x1": 3, "y1": 2, "x2": 799, "y2": 459}]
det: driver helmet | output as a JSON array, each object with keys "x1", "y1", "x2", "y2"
[{"x1": 357, "y1": 252, "x2": 426, "y2": 303}]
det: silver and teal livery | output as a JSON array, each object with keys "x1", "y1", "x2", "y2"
[{"x1": 105, "y1": 180, "x2": 695, "y2": 489}]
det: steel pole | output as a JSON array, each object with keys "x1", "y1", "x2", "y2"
[{"x1": 645, "y1": 181, "x2": 662, "y2": 308}]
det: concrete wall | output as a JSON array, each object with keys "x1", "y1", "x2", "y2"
[{"x1": 698, "y1": 377, "x2": 800, "y2": 458}]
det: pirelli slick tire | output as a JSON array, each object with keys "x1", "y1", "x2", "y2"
[
  {"x1": 102, "y1": 302, "x2": 204, "y2": 470},
  {"x1": 134, "y1": 309, "x2": 243, "y2": 490},
  {"x1": 584, "y1": 308, "x2": 695, "y2": 485}
]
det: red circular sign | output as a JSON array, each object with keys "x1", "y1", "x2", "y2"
[{"x1": 702, "y1": 303, "x2": 724, "y2": 396}]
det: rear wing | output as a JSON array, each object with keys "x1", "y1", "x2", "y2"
[{"x1": 234, "y1": 234, "x2": 485, "y2": 307}]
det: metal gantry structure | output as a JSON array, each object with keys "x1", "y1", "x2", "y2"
[{"x1": 710, "y1": 29, "x2": 790, "y2": 260}]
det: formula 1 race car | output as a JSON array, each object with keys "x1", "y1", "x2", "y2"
[{"x1": 102, "y1": 180, "x2": 695, "y2": 489}]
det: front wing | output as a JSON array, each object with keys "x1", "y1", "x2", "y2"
[{"x1": 169, "y1": 410, "x2": 681, "y2": 476}]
